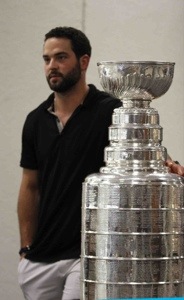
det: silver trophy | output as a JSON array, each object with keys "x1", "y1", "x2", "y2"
[{"x1": 81, "y1": 61, "x2": 184, "y2": 299}]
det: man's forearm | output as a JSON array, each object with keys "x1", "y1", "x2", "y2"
[{"x1": 17, "y1": 185, "x2": 39, "y2": 248}]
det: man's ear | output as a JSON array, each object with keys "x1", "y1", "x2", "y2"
[{"x1": 80, "y1": 54, "x2": 90, "y2": 71}]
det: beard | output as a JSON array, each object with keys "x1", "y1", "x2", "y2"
[{"x1": 47, "y1": 62, "x2": 81, "y2": 93}]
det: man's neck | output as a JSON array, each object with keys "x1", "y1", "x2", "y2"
[
  {"x1": 54, "y1": 83, "x2": 89, "y2": 114},
  {"x1": 52, "y1": 83, "x2": 89, "y2": 126}
]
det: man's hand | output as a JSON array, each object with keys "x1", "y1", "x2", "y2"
[{"x1": 166, "y1": 160, "x2": 184, "y2": 176}]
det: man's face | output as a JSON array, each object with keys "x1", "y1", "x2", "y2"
[{"x1": 43, "y1": 38, "x2": 81, "y2": 93}]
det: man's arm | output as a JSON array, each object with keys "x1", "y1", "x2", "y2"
[{"x1": 17, "y1": 168, "x2": 40, "y2": 255}]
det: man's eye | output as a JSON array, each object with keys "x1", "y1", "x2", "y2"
[
  {"x1": 43, "y1": 57, "x2": 50, "y2": 64},
  {"x1": 58, "y1": 55, "x2": 67, "y2": 61}
]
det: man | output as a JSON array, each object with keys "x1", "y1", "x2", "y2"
[{"x1": 17, "y1": 26, "x2": 184, "y2": 300}]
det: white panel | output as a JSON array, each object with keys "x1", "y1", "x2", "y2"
[
  {"x1": 0, "y1": 1, "x2": 83, "y2": 299},
  {"x1": 85, "y1": 0, "x2": 184, "y2": 164}
]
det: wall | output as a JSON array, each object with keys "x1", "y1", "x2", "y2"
[{"x1": 0, "y1": 1, "x2": 183, "y2": 299}]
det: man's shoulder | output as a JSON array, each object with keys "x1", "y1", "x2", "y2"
[
  {"x1": 26, "y1": 93, "x2": 54, "y2": 121},
  {"x1": 87, "y1": 84, "x2": 121, "y2": 108}
]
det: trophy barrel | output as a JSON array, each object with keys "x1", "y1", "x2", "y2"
[{"x1": 81, "y1": 173, "x2": 184, "y2": 299}]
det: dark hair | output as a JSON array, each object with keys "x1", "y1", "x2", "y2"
[{"x1": 44, "y1": 26, "x2": 92, "y2": 59}]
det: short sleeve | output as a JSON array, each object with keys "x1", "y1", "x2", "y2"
[{"x1": 20, "y1": 115, "x2": 38, "y2": 170}]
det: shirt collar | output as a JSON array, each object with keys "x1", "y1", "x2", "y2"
[{"x1": 44, "y1": 84, "x2": 100, "y2": 112}]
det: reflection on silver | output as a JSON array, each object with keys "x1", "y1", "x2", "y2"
[
  {"x1": 97, "y1": 61, "x2": 175, "y2": 100},
  {"x1": 81, "y1": 61, "x2": 184, "y2": 299}
]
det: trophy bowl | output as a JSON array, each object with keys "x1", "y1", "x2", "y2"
[{"x1": 97, "y1": 61, "x2": 175, "y2": 100}]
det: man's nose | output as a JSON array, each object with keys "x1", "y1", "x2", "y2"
[{"x1": 49, "y1": 58, "x2": 58, "y2": 69}]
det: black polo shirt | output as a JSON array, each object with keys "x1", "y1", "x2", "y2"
[{"x1": 20, "y1": 84, "x2": 120, "y2": 262}]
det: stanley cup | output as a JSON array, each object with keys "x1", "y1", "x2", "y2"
[{"x1": 81, "y1": 61, "x2": 184, "y2": 299}]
